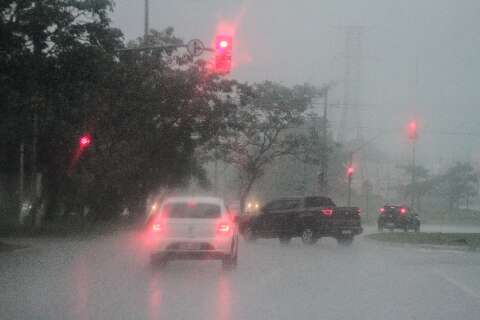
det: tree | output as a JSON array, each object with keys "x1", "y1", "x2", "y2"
[
  {"x1": 434, "y1": 162, "x2": 479, "y2": 210},
  {"x1": 218, "y1": 81, "x2": 317, "y2": 212},
  {"x1": 71, "y1": 28, "x2": 239, "y2": 220},
  {"x1": 0, "y1": 1, "x2": 122, "y2": 223},
  {"x1": 397, "y1": 164, "x2": 432, "y2": 211}
]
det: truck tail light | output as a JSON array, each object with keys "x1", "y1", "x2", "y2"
[{"x1": 321, "y1": 208, "x2": 333, "y2": 216}]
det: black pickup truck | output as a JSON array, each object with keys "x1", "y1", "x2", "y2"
[{"x1": 238, "y1": 196, "x2": 362, "y2": 245}]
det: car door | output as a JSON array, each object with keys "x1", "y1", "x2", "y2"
[
  {"x1": 275, "y1": 199, "x2": 302, "y2": 236},
  {"x1": 256, "y1": 200, "x2": 285, "y2": 237}
]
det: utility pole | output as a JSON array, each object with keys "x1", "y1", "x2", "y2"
[
  {"x1": 144, "y1": 0, "x2": 149, "y2": 44},
  {"x1": 338, "y1": 26, "x2": 364, "y2": 143}
]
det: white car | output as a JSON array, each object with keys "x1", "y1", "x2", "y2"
[{"x1": 146, "y1": 196, "x2": 239, "y2": 270}]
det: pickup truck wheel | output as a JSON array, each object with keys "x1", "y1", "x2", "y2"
[
  {"x1": 301, "y1": 228, "x2": 316, "y2": 245},
  {"x1": 337, "y1": 237, "x2": 353, "y2": 246},
  {"x1": 279, "y1": 236, "x2": 291, "y2": 245}
]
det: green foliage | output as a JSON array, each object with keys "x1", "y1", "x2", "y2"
[
  {"x1": 217, "y1": 81, "x2": 317, "y2": 211},
  {"x1": 434, "y1": 162, "x2": 479, "y2": 210}
]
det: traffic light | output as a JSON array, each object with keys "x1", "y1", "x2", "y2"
[
  {"x1": 214, "y1": 35, "x2": 232, "y2": 74},
  {"x1": 79, "y1": 134, "x2": 91, "y2": 148},
  {"x1": 347, "y1": 165, "x2": 354, "y2": 178},
  {"x1": 408, "y1": 120, "x2": 418, "y2": 140}
]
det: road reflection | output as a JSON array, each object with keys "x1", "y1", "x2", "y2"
[
  {"x1": 148, "y1": 273, "x2": 163, "y2": 320},
  {"x1": 147, "y1": 262, "x2": 233, "y2": 320},
  {"x1": 72, "y1": 255, "x2": 90, "y2": 320},
  {"x1": 216, "y1": 273, "x2": 232, "y2": 320}
]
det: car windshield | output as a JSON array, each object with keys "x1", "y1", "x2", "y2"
[
  {"x1": 2, "y1": 1, "x2": 480, "y2": 320},
  {"x1": 164, "y1": 202, "x2": 221, "y2": 219}
]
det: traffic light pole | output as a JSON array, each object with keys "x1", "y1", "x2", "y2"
[
  {"x1": 347, "y1": 174, "x2": 352, "y2": 206},
  {"x1": 411, "y1": 138, "x2": 416, "y2": 209},
  {"x1": 347, "y1": 152, "x2": 353, "y2": 206},
  {"x1": 320, "y1": 86, "x2": 329, "y2": 196}
]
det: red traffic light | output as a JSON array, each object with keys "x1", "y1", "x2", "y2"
[
  {"x1": 216, "y1": 35, "x2": 231, "y2": 50},
  {"x1": 408, "y1": 120, "x2": 418, "y2": 140},
  {"x1": 215, "y1": 35, "x2": 232, "y2": 74},
  {"x1": 219, "y1": 40, "x2": 229, "y2": 49},
  {"x1": 79, "y1": 134, "x2": 91, "y2": 148},
  {"x1": 347, "y1": 166, "x2": 354, "y2": 177}
]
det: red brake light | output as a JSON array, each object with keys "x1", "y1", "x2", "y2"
[
  {"x1": 219, "y1": 40, "x2": 229, "y2": 48},
  {"x1": 379, "y1": 207, "x2": 385, "y2": 214},
  {"x1": 217, "y1": 222, "x2": 232, "y2": 235},
  {"x1": 321, "y1": 208, "x2": 333, "y2": 216},
  {"x1": 152, "y1": 223, "x2": 163, "y2": 232},
  {"x1": 400, "y1": 207, "x2": 406, "y2": 215}
]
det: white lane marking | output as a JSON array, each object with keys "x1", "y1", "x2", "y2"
[{"x1": 433, "y1": 267, "x2": 480, "y2": 301}]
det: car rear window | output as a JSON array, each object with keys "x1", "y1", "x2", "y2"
[
  {"x1": 163, "y1": 202, "x2": 221, "y2": 219},
  {"x1": 265, "y1": 199, "x2": 300, "y2": 211},
  {"x1": 305, "y1": 197, "x2": 336, "y2": 208}
]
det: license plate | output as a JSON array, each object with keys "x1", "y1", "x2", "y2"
[
  {"x1": 341, "y1": 230, "x2": 352, "y2": 235},
  {"x1": 179, "y1": 243, "x2": 201, "y2": 250}
]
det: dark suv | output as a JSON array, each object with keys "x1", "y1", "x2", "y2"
[{"x1": 377, "y1": 205, "x2": 420, "y2": 232}]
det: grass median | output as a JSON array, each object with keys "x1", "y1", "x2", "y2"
[
  {"x1": 366, "y1": 232, "x2": 480, "y2": 250},
  {"x1": 0, "y1": 241, "x2": 26, "y2": 253}
]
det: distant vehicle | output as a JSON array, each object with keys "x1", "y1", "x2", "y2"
[
  {"x1": 377, "y1": 205, "x2": 420, "y2": 232},
  {"x1": 245, "y1": 200, "x2": 261, "y2": 214},
  {"x1": 239, "y1": 196, "x2": 363, "y2": 246},
  {"x1": 146, "y1": 196, "x2": 239, "y2": 270}
]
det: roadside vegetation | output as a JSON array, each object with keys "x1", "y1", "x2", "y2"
[
  {"x1": 0, "y1": 241, "x2": 25, "y2": 253},
  {"x1": 367, "y1": 232, "x2": 480, "y2": 250}
]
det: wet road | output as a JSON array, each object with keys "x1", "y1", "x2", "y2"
[{"x1": 1, "y1": 226, "x2": 480, "y2": 320}]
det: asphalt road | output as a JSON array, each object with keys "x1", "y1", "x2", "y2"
[{"x1": 1, "y1": 226, "x2": 480, "y2": 320}]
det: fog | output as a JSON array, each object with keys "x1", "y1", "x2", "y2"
[{"x1": 111, "y1": 0, "x2": 480, "y2": 170}]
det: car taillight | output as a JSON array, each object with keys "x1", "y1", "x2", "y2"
[
  {"x1": 152, "y1": 223, "x2": 163, "y2": 232},
  {"x1": 217, "y1": 222, "x2": 232, "y2": 234},
  {"x1": 379, "y1": 207, "x2": 385, "y2": 214},
  {"x1": 321, "y1": 208, "x2": 333, "y2": 216},
  {"x1": 400, "y1": 207, "x2": 406, "y2": 215}
]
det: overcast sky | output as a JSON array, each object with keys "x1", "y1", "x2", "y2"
[{"x1": 110, "y1": 0, "x2": 480, "y2": 170}]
